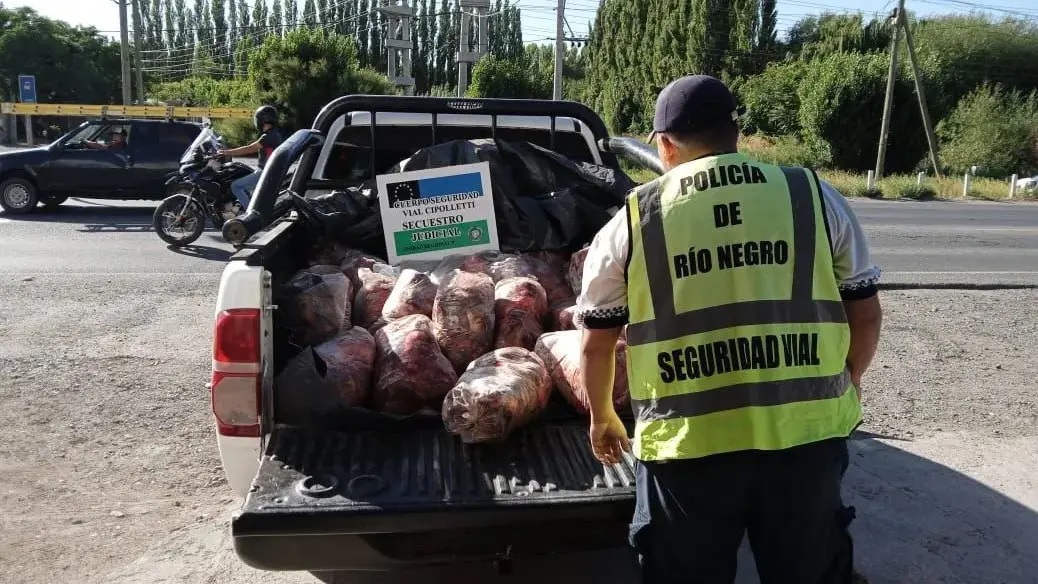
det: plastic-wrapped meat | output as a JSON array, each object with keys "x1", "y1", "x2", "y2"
[
  {"x1": 432, "y1": 270, "x2": 496, "y2": 374},
  {"x1": 522, "y1": 251, "x2": 571, "y2": 279},
  {"x1": 549, "y1": 298, "x2": 577, "y2": 331},
  {"x1": 353, "y1": 268, "x2": 396, "y2": 329},
  {"x1": 281, "y1": 265, "x2": 351, "y2": 346},
  {"x1": 534, "y1": 331, "x2": 630, "y2": 416},
  {"x1": 273, "y1": 327, "x2": 376, "y2": 426},
  {"x1": 382, "y1": 269, "x2": 437, "y2": 320},
  {"x1": 431, "y1": 253, "x2": 489, "y2": 285},
  {"x1": 521, "y1": 254, "x2": 572, "y2": 305},
  {"x1": 312, "y1": 327, "x2": 377, "y2": 407},
  {"x1": 372, "y1": 314, "x2": 459, "y2": 414},
  {"x1": 442, "y1": 347, "x2": 553, "y2": 443},
  {"x1": 566, "y1": 246, "x2": 590, "y2": 296},
  {"x1": 340, "y1": 250, "x2": 381, "y2": 291},
  {"x1": 368, "y1": 318, "x2": 390, "y2": 336},
  {"x1": 493, "y1": 277, "x2": 548, "y2": 350},
  {"x1": 485, "y1": 252, "x2": 533, "y2": 282}
]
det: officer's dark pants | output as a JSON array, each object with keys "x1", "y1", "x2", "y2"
[{"x1": 629, "y1": 437, "x2": 854, "y2": 584}]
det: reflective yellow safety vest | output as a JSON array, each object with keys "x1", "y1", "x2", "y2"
[{"x1": 624, "y1": 153, "x2": 862, "y2": 462}]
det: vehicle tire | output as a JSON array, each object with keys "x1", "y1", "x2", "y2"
[
  {"x1": 153, "y1": 195, "x2": 206, "y2": 247},
  {"x1": 0, "y1": 177, "x2": 38, "y2": 214},
  {"x1": 39, "y1": 195, "x2": 68, "y2": 209}
]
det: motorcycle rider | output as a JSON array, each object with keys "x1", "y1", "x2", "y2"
[{"x1": 216, "y1": 105, "x2": 283, "y2": 212}]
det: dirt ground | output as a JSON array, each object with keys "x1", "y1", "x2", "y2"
[{"x1": 0, "y1": 277, "x2": 1036, "y2": 584}]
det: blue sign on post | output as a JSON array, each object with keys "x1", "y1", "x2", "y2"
[{"x1": 18, "y1": 75, "x2": 37, "y2": 103}]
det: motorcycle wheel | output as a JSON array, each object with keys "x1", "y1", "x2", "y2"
[{"x1": 153, "y1": 195, "x2": 206, "y2": 247}]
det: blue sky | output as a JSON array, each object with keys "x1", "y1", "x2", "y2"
[{"x1": 8, "y1": 0, "x2": 1038, "y2": 43}]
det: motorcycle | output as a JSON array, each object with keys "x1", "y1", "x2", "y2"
[{"x1": 152, "y1": 126, "x2": 255, "y2": 247}]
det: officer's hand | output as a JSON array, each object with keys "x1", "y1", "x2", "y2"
[{"x1": 589, "y1": 409, "x2": 631, "y2": 465}]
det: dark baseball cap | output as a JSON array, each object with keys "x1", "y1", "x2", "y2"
[{"x1": 648, "y1": 75, "x2": 741, "y2": 143}]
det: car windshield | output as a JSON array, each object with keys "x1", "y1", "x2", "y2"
[{"x1": 180, "y1": 126, "x2": 217, "y2": 164}]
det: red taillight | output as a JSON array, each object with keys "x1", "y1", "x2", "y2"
[{"x1": 212, "y1": 309, "x2": 262, "y2": 437}]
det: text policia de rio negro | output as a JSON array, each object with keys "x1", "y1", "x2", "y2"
[{"x1": 656, "y1": 162, "x2": 816, "y2": 384}]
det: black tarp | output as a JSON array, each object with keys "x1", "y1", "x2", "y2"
[{"x1": 292, "y1": 138, "x2": 636, "y2": 258}]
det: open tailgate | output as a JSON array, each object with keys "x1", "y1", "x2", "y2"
[{"x1": 232, "y1": 422, "x2": 636, "y2": 571}]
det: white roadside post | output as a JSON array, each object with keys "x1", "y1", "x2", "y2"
[
  {"x1": 1009, "y1": 174, "x2": 1018, "y2": 199},
  {"x1": 917, "y1": 171, "x2": 925, "y2": 185},
  {"x1": 866, "y1": 170, "x2": 876, "y2": 191},
  {"x1": 963, "y1": 173, "x2": 971, "y2": 197}
]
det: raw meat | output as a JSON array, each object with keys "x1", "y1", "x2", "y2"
[
  {"x1": 273, "y1": 327, "x2": 376, "y2": 426},
  {"x1": 521, "y1": 250, "x2": 570, "y2": 279},
  {"x1": 442, "y1": 347, "x2": 553, "y2": 443},
  {"x1": 485, "y1": 252, "x2": 534, "y2": 282},
  {"x1": 521, "y1": 254, "x2": 572, "y2": 305},
  {"x1": 382, "y1": 269, "x2": 437, "y2": 320},
  {"x1": 493, "y1": 277, "x2": 548, "y2": 350},
  {"x1": 430, "y1": 253, "x2": 489, "y2": 285},
  {"x1": 372, "y1": 314, "x2": 458, "y2": 414},
  {"x1": 340, "y1": 250, "x2": 381, "y2": 291},
  {"x1": 367, "y1": 318, "x2": 390, "y2": 335},
  {"x1": 312, "y1": 327, "x2": 377, "y2": 407},
  {"x1": 534, "y1": 331, "x2": 630, "y2": 416},
  {"x1": 433, "y1": 270, "x2": 496, "y2": 373},
  {"x1": 281, "y1": 265, "x2": 351, "y2": 346},
  {"x1": 567, "y1": 246, "x2": 590, "y2": 296},
  {"x1": 353, "y1": 268, "x2": 396, "y2": 329},
  {"x1": 549, "y1": 298, "x2": 577, "y2": 331}
]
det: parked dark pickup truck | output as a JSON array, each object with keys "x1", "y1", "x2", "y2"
[
  {"x1": 0, "y1": 118, "x2": 201, "y2": 214},
  {"x1": 211, "y1": 95, "x2": 665, "y2": 581}
]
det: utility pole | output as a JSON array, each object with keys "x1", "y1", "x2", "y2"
[
  {"x1": 378, "y1": 0, "x2": 416, "y2": 96},
  {"x1": 874, "y1": 0, "x2": 903, "y2": 180},
  {"x1": 553, "y1": 0, "x2": 565, "y2": 100},
  {"x1": 457, "y1": 0, "x2": 489, "y2": 96},
  {"x1": 901, "y1": 10, "x2": 941, "y2": 176},
  {"x1": 131, "y1": 0, "x2": 145, "y2": 103},
  {"x1": 118, "y1": 0, "x2": 132, "y2": 105}
]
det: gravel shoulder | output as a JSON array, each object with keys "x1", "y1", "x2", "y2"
[{"x1": 0, "y1": 278, "x2": 1035, "y2": 584}]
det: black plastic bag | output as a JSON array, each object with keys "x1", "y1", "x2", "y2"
[{"x1": 294, "y1": 138, "x2": 635, "y2": 258}]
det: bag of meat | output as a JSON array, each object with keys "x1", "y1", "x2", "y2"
[
  {"x1": 430, "y1": 253, "x2": 490, "y2": 285},
  {"x1": 566, "y1": 246, "x2": 590, "y2": 296},
  {"x1": 534, "y1": 331, "x2": 630, "y2": 416},
  {"x1": 353, "y1": 267, "x2": 397, "y2": 329},
  {"x1": 432, "y1": 270, "x2": 496, "y2": 373},
  {"x1": 442, "y1": 347, "x2": 553, "y2": 444},
  {"x1": 511, "y1": 253, "x2": 571, "y2": 305},
  {"x1": 372, "y1": 314, "x2": 459, "y2": 415},
  {"x1": 494, "y1": 277, "x2": 548, "y2": 350},
  {"x1": 340, "y1": 250, "x2": 382, "y2": 291},
  {"x1": 281, "y1": 265, "x2": 351, "y2": 346},
  {"x1": 549, "y1": 298, "x2": 577, "y2": 331},
  {"x1": 382, "y1": 269, "x2": 437, "y2": 320},
  {"x1": 273, "y1": 327, "x2": 377, "y2": 426}
]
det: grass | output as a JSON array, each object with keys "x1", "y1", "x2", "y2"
[{"x1": 621, "y1": 135, "x2": 1035, "y2": 201}]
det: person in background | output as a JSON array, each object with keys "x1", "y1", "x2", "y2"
[
  {"x1": 217, "y1": 105, "x2": 283, "y2": 211},
  {"x1": 575, "y1": 74, "x2": 882, "y2": 584},
  {"x1": 85, "y1": 128, "x2": 127, "y2": 151}
]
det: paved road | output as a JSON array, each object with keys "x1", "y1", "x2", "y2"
[
  {"x1": 853, "y1": 198, "x2": 1038, "y2": 286},
  {"x1": 1, "y1": 197, "x2": 1037, "y2": 283}
]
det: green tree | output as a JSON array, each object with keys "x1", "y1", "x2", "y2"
[
  {"x1": 248, "y1": 28, "x2": 395, "y2": 131},
  {"x1": 467, "y1": 53, "x2": 549, "y2": 99},
  {"x1": 936, "y1": 84, "x2": 1038, "y2": 177}
]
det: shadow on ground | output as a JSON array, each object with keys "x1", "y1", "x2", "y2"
[{"x1": 165, "y1": 244, "x2": 233, "y2": 262}]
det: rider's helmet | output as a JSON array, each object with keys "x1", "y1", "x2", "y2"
[{"x1": 254, "y1": 105, "x2": 278, "y2": 131}]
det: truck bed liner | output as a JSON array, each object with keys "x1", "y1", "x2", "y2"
[{"x1": 234, "y1": 422, "x2": 637, "y2": 537}]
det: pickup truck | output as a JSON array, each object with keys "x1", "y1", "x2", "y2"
[
  {"x1": 0, "y1": 118, "x2": 202, "y2": 214},
  {"x1": 211, "y1": 95, "x2": 665, "y2": 579}
]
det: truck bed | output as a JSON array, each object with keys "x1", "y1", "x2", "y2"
[{"x1": 233, "y1": 419, "x2": 637, "y2": 571}]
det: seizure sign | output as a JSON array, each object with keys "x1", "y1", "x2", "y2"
[{"x1": 376, "y1": 162, "x2": 499, "y2": 264}]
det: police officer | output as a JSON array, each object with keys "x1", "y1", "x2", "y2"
[
  {"x1": 575, "y1": 75, "x2": 883, "y2": 584},
  {"x1": 217, "y1": 105, "x2": 283, "y2": 211}
]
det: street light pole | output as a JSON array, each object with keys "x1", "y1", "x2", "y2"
[{"x1": 118, "y1": 0, "x2": 133, "y2": 105}]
